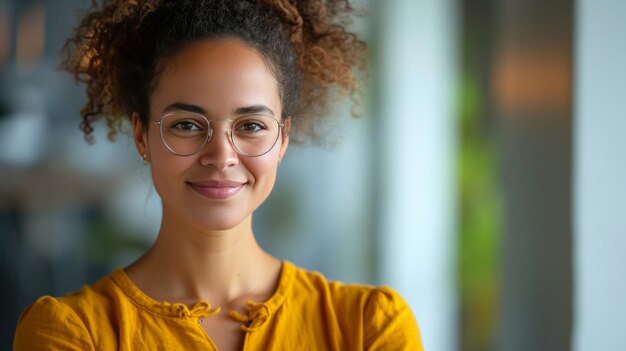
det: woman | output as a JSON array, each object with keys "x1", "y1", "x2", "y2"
[{"x1": 14, "y1": 0, "x2": 422, "y2": 349}]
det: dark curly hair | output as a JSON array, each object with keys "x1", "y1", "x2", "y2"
[{"x1": 62, "y1": 0, "x2": 367, "y2": 144}]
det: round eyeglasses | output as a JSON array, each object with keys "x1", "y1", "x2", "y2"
[{"x1": 154, "y1": 111, "x2": 284, "y2": 157}]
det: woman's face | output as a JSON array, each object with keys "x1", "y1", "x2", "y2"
[{"x1": 134, "y1": 39, "x2": 289, "y2": 231}]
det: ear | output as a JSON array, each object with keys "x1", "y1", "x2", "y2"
[
  {"x1": 278, "y1": 116, "x2": 291, "y2": 161},
  {"x1": 132, "y1": 112, "x2": 149, "y2": 161}
]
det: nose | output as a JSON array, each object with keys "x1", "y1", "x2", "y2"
[{"x1": 198, "y1": 122, "x2": 238, "y2": 170}]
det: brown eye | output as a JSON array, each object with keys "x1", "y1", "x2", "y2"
[
  {"x1": 234, "y1": 115, "x2": 270, "y2": 134},
  {"x1": 172, "y1": 120, "x2": 202, "y2": 131},
  {"x1": 236, "y1": 121, "x2": 266, "y2": 133}
]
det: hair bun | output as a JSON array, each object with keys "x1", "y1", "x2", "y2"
[{"x1": 62, "y1": 0, "x2": 366, "y2": 144}]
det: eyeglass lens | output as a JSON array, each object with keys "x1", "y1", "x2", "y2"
[{"x1": 159, "y1": 112, "x2": 281, "y2": 156}]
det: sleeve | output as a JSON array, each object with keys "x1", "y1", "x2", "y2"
[
  {"x1": 363, "y1": 287, "x2": 424, "y2": 351},
  {"x1": 13, "y1": 296, "x2": 95, "y2": 351}
]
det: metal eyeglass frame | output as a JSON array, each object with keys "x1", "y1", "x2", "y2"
[{"x1": 154, "y1": 111, "x2": 285, "y2": 157}]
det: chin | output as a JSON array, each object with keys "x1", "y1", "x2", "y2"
[
  {"x1": 192, "y1": 211, "x2": 250, "y2": 232},
  {"x1": 160, "y1": 191, "x2": 257, "y2": 232},
  {"x1": 200, "y1": 221, "x2": 242, "y2": 232}
]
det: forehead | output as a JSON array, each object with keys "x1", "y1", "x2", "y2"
[{"x1": 151, "y1": 39, "x2": 281, "y2": 116}]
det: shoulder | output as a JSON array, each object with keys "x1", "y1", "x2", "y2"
[
  {"x1": 58, "y1": 272, "x2": 121, "y2": 316},
  {"x1": 13, "y1": 271, "x2": 122, "y2": 351},
  {"x1": 288, "y1": 263, "x2": 410, "y2": 312},
  {"x1": 14, "y1": 296, "x2": 95, "y2": 351},
  {"x1": 364, "y1": 286, "x2": 413, "y2": 319},
  {"x1": 362, "y1": 286, "x2": 423, "y2": 350},
  {"x1": 288, "y1": 263, "x2": 373, "y2": 303},
  {"x1": 287, "y1": 263, "x2": 423, "y2": 349}
]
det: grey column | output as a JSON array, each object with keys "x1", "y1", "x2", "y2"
[{"x1": 493, "y1": 0, "x2": 573, "y2": 350}]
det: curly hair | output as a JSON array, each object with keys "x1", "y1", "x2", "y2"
[{"x1": 62, "y1": 0, "x2": 367, "y2": 144}]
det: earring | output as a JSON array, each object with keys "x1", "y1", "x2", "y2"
[{"x1": 141, "y1": 153, "x2": 149, "y2": 164}]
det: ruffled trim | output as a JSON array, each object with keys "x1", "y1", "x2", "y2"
[
  {"x1": 111, "y1": 261, "x2": 296, "y2": 329},
  {"x1": 168, "y1": 301, "x2": 220, "y2": 319},
  {"x1": 110, "y1": 270, "x2": 220, "y2": 319},
  {"x1": 226, "y1": 262, "x2": 295, "y2": 332},
  {"x1": 229, "y1": 301, "x2": 271, "y2": 332}
]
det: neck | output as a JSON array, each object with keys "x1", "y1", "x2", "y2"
[{"x1": 126, "y1": 209, "x2": 280, "y2": 308}]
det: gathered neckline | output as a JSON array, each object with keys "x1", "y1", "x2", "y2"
[{"x1": 109, "y1": 260, "x2": 295, "y2": 330}]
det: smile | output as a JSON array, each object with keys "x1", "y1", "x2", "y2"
[{"x1": 187, "y1": 180, "x2": 246, "y2": 199}]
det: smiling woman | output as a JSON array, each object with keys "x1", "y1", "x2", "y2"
[
  {"x1": 138, "y1": 39, "x2": 287, "y2": 233},
  {"x1": 13, "y1": 1, "x2": 422, "y2": 350}
]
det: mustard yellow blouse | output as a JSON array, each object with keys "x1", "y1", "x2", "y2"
[{"x1": 14, "y1": 261, "x2": 423, "y2": 350}]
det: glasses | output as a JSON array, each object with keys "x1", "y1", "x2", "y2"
[{"x1": 154, "y1": 111, "x2": 284, "y2": 157}]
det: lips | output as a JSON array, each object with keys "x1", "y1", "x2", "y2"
[{"x1": 187, "y1": 179, "x2": 246, "y2": 199}]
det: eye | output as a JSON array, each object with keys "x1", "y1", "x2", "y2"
[
  {"x1": 235, "y1": 120, "x2": 267, "y2": 133},
  {"x1": 172, "y1": 120, "x2": 203, "y2": 131}
]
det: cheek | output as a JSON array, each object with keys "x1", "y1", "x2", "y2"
[
  {"x1": 150, "y1": 160, "x2": 179, "y2": 201},
  {"x1": 246, "y1": 157, "x2": 279, "y2": 195},
  {"x1": 148, "y1": 142, "x2": 189, "y2": 198}
]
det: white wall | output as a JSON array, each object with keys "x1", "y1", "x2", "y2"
[
  {"x1": 574, "y1": 1, "x2": 626, "y2": 350},
  {"x1": 376, "y1": 1, "x2": 458, "y2": 350}
]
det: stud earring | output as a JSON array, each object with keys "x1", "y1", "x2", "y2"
[{"x1": 142, "y1": 153, "x2": 149, "y2": 164}]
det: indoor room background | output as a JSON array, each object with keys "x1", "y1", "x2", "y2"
[{"x1": 1, "y1": 0, "x2": 624, "y2": 350}]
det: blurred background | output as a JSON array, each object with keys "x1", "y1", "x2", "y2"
[{"x1": 1, "y1": 0, "x2": 624, "y2": 350}]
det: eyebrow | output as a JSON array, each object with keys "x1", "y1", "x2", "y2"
[
  {"x1": 164, "y1": 103, "x2": 275, "y2": 117},
  {"x1": 164, "y1": 103, "x2": 205, "y2": 114},
  {"x1": 233, "y1": 105, "x2": 275, "y2": 116}
]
